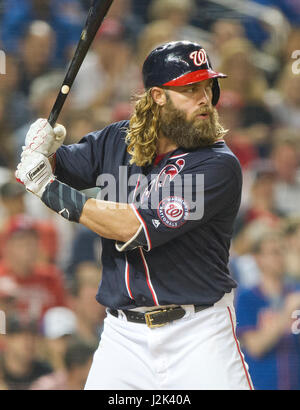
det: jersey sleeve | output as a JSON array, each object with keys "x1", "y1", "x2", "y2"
[
  {"x1": 54, "y1": 121, "x2": 129, "y2": 191},
  {"x1": 131, "y1": 155, "x2": 242, "y2": 251},
  {"x1": 54, "y1": 131, "x2": 105, "y2": 190}
]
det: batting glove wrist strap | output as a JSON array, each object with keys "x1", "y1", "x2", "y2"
[
  {"x1": 41, "y1": 179, "x2": 88, "y2": 222},
  {"x1": 16, "y1": 152, "x2": 55, "y2": 197}
]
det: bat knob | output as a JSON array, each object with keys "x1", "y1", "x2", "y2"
[
  {"x1": 61, "y1": 85, "x2": 70, "y2": 95},
  {"x1": 54, "y1": 124, "x2": 67, "y2": 141}
]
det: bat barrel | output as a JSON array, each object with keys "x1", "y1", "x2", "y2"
[{"x1": 48, "y1": 0, "x2": 114, "y2": 127}]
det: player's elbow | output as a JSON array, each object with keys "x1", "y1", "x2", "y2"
[{"x1": 118, "y1": 223, "x2": 141, "y2": 243}]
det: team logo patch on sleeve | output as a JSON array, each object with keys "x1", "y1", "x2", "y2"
[{"x1": 157, "y1": 196, "x2": 189, "y2": 228}]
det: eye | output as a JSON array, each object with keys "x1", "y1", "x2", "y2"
[
  {"x1": 185, "y1": 86, "x2": 196, "y2": 93},
  {"x1": 206, "y1": 81, "x2": 213, "y2": 90}
]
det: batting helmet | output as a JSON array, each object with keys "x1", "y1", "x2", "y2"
[{"x1": 142, "y1": 41, "x2": 227, "y2": 106}]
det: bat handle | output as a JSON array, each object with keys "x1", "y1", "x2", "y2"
[
  {"x1": 48, "y1": 111, "x2": 59, "y2": 129},
  {"x1": 48, "y1": 85, "x2": 71, "y2": 128}
]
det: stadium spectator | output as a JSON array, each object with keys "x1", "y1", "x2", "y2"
[
  {"x1": 63, "y1": 110, "x2": 104, "y2": 145},
  {"x1": 283, "y1": 218, "x2": 300, "y2": 283},
  {"x1": 131, "y1": 0, "x2": 153, "y2": 24},
  {"x1": 0, "y1": 182, "x2": 55, "y2": 263},
  {"x1": 11, "y1": 70, "x2": 75, "y2": 269},
  {"x1": 209, "y1": 19, "x2": 247, "y2": 68},
  {"x1": 0, "y1": 181, "x2": 26, "y2": 223},
  {"x1": 235, "y1": 232, "x2": 300, "y2": 390},
  {"x1": 217, "y1": 90, "x2": 258, "y2": 170},
  {"x1": 66, "y1": 225, "x2": 102, "y2": 280},
  {"x1": 30, "y1": 339, "x2": 95, "y2": 390},
  {"x1": 0, "y1": 204, "x2": 58, "y2": 264},
  {"x1": 0, "y1": 277, "x2": 19, "y2": 325},
  {"x1": 69, "y1": 262, "x2": 105, "y2": 346},
  {"x1": 0, "y1": 216, "x2": 67, "y2": 321},
  {"x1": 251, "y1": 0, "x2": 300, "y2": 26},
  {"x1": 71, "y1": 17, "x2": 140, "y2": 112},
  {"x1": 265, "y1": 63, "x2": 300, "y2": 130},
  {"x1": 230, "y1": 220, "x2": 279, "y2": 289},
  {"x1": 0, "y1": 94, "x2": 14, "y2": 168},
  {"x1": 0, "y1": 314, "x2": 52, "y2": 390},
  {"x1": 218, "y1": 38, "x2": 269, "y2": 106},
  {"x1": 103, "y1": 0, "x2": 144, "y2": 46},
  {"x1": 1, "y1": 0, "x2": 84, "y2": 66},
  {"x1": 40, "y1": 307, "x2": 77, "y2": 371},
  {"x1": 271, "y1": 138, "x2": 300, "y2": 217},
  {"x1": 136, "y1": 20, "x2": 177, "y2": 67},
  {"x1": 239, "y1": 106, "x2": 274, "y2": 160},
  {"x1": 148, "y1": 0, "x2": 193, "y2": 27},
  {"x1": 147, "y1": 0, "x2": 205, "y2": 45},
  {"x1": 16, "y1": 21, "x2": 56, "y2": 97},
  {"x1": 0, "y1": 55, "x2": 31, "y2": 132},
  {"x1": 238, "y1": 164, "x2": 283, "y2": 228},
  {"x1": 218, "y1": 38, "x2": 275, "y2": 162}
]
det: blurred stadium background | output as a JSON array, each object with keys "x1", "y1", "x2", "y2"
[{"x1": 0, "y1": 0, "x2": 299, "y2": 390}]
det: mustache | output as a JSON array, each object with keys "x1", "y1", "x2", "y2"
[{"x1": 191, "y1": 106, "x2": 214, "y2": 118}]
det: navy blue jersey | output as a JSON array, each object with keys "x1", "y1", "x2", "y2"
[{"x1": 55, "y1": 120, "x2": 241, "y2": 309}]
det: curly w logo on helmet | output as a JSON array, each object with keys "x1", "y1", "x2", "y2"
[{"x1": 189, "y1": 49, "x2": 208, "y2": 66}]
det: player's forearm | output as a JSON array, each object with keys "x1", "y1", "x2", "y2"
[
  {"x1": 16, "y1": 153, "x2": 140, "y2": 242},
  {"x1": 79, "y1": 198, "x2": 140, "y2": 242}
]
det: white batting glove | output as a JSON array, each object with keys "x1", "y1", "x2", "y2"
[
  {"x1": 16, "y1": 152, "x2": 55, "y2": 198},
  {"x1": 22, "y1": 118, "x2": 66, "y2": 158}
]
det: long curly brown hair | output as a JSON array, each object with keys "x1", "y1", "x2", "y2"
[{"x1": 125, "y1": 89, "x2": 161, "y2": 167}]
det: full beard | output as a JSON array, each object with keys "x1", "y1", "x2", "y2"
[{"x1": 159, "y1": 98, "x2": 222, "y2": 149}]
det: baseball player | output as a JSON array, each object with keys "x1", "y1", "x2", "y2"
[{"x1": 16, "y1": 41, "x2": 253, "y2": 390}]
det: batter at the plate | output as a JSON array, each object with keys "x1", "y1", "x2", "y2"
[{"x1": 16, "y1": 41, "x2": 253, "y2": 390}]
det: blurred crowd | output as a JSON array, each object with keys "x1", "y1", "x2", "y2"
[{"x1": 0, "y1": 0, "x2": 299, "y2": 390}]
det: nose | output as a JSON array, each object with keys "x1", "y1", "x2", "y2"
[{"x1": 196, "y1": 86, "x2": 210, "y2": 105}]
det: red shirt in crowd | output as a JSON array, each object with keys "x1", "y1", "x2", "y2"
[{"x1": 0, "y1": 261, "x2": 67, "y2": 321}]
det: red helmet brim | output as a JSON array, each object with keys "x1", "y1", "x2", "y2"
[{"x1": 163, "y1": 69, "x2": 227, "y2": 87}]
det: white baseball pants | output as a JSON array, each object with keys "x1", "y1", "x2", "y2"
[{"x1": 85, "y1": 291, "x2": 253, "y2": 390}]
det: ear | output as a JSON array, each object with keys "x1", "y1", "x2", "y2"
[{"x1": 151, "y1": 87, "x2": 167, "y2": 106}]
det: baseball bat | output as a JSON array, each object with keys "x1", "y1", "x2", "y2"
[{"x1": 48, "y1": 0, "x2": 114, "y2": 128}]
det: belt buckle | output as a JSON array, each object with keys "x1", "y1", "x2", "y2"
[{"x1": 145, "y1": 309, "x2": 168, "y2": 328}]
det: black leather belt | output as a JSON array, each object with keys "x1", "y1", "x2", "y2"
[{"x1": 108, "y1": 305, "x2": 213, "y2": 328}]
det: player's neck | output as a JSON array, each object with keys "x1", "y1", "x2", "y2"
[{"x1": 157, "y1": 135, "x2": 178, "y2": 155}]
